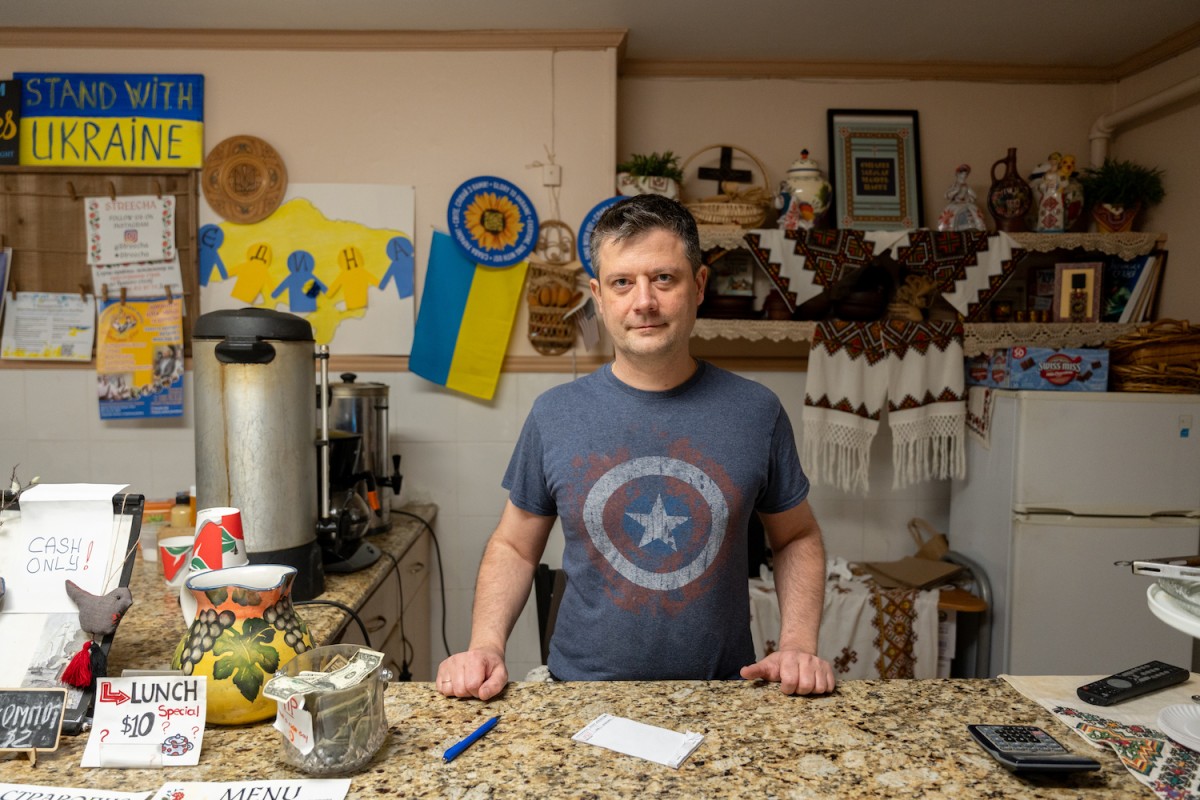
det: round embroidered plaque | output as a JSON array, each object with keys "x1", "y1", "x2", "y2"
[{"x1": 201, "y1": 135, "x2": 289, "y2": 224}]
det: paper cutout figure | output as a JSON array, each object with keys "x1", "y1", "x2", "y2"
[
  {"x1": 198, "y1": 224, "x2": 227, "y2": 286},
  {"x1": 327, "y1": 245, "x2": 378, "y2": 310},
  {"x1": 380, "y1": 236, "x2": 415, "y2": 299},
  {"x1": 271, "y1": 250, "x2": 327, "y2": 313},
  {"x1": 230, "y1": 243, "x2": 273, "y2": 304}
]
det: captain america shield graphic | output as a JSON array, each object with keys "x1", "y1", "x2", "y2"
[{"x1": 582, "y1": 456, "x2": 729, "y2": 592}]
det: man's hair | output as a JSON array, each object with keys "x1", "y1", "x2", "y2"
[{"x1": 588, "y1": 194, "x2": 702, "y2": 277}]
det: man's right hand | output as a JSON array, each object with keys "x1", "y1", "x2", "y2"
[{"x1": 436, "y1": 647, "x2": 509, "y2": 701}]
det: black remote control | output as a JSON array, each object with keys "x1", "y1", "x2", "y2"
[
  {"x1": 1076, "y1": 660, "x2": 1190, "y2": 706},
  {"x1": 968, "y1": 724, "x2": 1101, "y2": 774}
]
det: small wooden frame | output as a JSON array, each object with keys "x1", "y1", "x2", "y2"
[
  {"x1": 0, "y1": 687, "x2": 68, "y2": 765},
  {"x1": 1053, "y1": 261, "x2": 1102, "y2": 323}
]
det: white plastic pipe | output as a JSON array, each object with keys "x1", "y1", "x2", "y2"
[{"x1": 1090, "y1": 74, "x2": 1200, "y2": 166}]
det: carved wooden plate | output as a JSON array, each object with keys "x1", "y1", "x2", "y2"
[{"x1": 201, "y1": 135, "x2": 288, "y2": 224}]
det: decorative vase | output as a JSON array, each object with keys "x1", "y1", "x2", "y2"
[
  {"x1": 776, "y1": 149, "x2": 831, "y2": 232},
  {"x1": 1091, "y1": 202, "x2": 1141, "y2": 233},
  {"x1": 615, "y1": 172, "x2": 680, "y2": 200},
  {"x1": 172, "y1": 564, "x2": 313, "y2": 725},
  {"x1": 987, "y1": 148, "x2": 1033, "y2": 233}
]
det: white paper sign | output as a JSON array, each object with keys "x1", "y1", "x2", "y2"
[
  {"x1": 273, "y1": 695, "x2": 316, "y2": 756},
  {"x1": 82, "y1": 677, "x2": 207, "y2": 768},
  {"x1": 0, "y1": 483, "x2": 129, "y2": 613},
  {"x1": 0, "y1": 784, "x2": 151, "y2": 800},
  {"x1": 0, "y1": 291, "x2": 95, "y2": 361},
  {"x1": 572, "y1": 713, "x2": 704, "y2": 769},
  {"x1": 151, "y1": 780, "x2": 351, "y2": 800},
  {"x1": 86, "y1": 195, "x2": 176, "y2": 266},
  {"x1": 91, "y1": 254, "x2": 185, "y2": 304}
]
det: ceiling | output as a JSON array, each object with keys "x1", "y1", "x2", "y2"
[{"x1": 2, "y1": 0, "x2": 1200, "y2": 75}]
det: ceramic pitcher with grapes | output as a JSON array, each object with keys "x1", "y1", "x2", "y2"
[{"x1": 172, "y1": 564, "x2": 313, "y2": 725}]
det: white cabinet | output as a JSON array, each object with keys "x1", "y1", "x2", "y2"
[{"x1": 335, "y1": 529, "x2": 431, "y2": 681}]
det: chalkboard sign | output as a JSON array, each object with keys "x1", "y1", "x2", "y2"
[{"x1": 0, "y1": 688, "x2": 67, "y2": 751}]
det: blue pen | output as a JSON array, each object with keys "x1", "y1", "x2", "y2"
[{"x1": 443, "y1": 715, "x2": 500, "y2": 763}]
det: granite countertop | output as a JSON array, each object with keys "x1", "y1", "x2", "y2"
[
  {"x1": 0, "y1": 678, "x2": 1148, "y2": 798},
  {"x1": 106, "y1": 502, "x2": 437, "y2": 674}
]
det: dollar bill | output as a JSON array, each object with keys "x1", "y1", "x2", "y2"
[{"x1": 265, "y1": 648, "x2": 384, "y2": 701}]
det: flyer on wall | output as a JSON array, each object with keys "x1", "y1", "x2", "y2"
[
  {"x1": 0, "y1": 291, "x2": 95, "y2": 361},
  {"x1": 96, "y1": 296, "x2": 184, "y2": 419}
]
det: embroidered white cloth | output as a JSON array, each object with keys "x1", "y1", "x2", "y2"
[
  {"x1": 802, "y1": 319, "x2": 966, "y2": 494},
  {"x1": 965, "y1": 385, "x2": 995, "y2": 448},
  {"x1": 743, "y1": 228, "x2": 1023, "y2": 320},
  {"x1": 749, "y1": 571, "x2": 939, "y2": 680}
]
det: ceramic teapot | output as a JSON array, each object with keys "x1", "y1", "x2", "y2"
[
  {"x1": 776, "y1": 149, "x2": 831, "y2": 232},
  {"x1": 172, "y1": 563, "x2": 313, "y2": 725}
]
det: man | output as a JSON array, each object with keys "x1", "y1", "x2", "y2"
[{"x1": 437, "y1": 194, "x2": 833, "y2": 700}]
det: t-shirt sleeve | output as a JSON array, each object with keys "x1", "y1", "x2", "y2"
[
  {"x1": 757, "y1": 404, "x2": 810, "y2": 514},
  {"x1": 501, "y1": 408, "x2": 558, "y2": 517}
]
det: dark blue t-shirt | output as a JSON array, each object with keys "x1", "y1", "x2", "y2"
[{"x1": 503, "y1": 361, "x2": 809, "y2": 681}]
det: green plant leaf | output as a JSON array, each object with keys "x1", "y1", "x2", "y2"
[{"x1": 211, "y1": 617, "x2": 280, "y2": 702}]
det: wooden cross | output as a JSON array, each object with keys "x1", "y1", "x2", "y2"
[{"x1": 697, "y1": 146, "x2": 752, "y2": 192}]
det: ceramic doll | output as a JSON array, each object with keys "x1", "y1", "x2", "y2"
[
  {"x1": 936, "y1": 164, "x2": 987, "y2": 231},
  {"x1": 1036, "y1": 168, "x2": 1065, "y2": 232}
]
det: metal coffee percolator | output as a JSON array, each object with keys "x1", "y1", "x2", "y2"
[
  {"x1": 326, "y1": 373, "x2": 402, "y2": 535},
  {"x1": 192, "y1": 308, "x2": 325, "y2": 601}
]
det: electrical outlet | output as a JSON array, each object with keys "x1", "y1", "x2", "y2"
[{"x1": 542, "y1": 164, "x2": 562, "y2": 186}]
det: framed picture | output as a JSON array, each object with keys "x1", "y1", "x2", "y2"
[
  {"x1": 827, "y1": 109, "x2": 923, "y2": 230},
  {"x1": 1053, "y1": 262, "x2": 1101, "y2": 322}
]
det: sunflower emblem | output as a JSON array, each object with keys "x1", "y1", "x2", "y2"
[{"x1": 464, "y1": 192, "x2": 524, "y2": 251}]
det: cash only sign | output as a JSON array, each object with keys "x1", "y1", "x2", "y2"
[
  {"x1": 14, "y1": 73, "x2": 204, "y2": 168},
  {"x1": 81, "y1": 677, "x2": 207, "y2": 767}
]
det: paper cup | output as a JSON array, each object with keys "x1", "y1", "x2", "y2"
[
  {"x1": 191, "y1": 507, "x2": 246, "y2": 572},
  {"x1": 181, "y1": 507, "x2": 249, "y2": 624},
  {"x1": 159, "y1": 536, "x2": 195, "y2": 586}
]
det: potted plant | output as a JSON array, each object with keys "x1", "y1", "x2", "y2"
[
  {"x1": 616, "y1": 151, "x2": 684, "y2": 200},
  {"x1": 1078, "y1": 157, "x2": 1166, "y2": 233}
]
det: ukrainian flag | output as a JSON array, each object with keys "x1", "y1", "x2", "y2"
[{"x1": 410, "y1": 231, "x2": 528, "y2": 400}]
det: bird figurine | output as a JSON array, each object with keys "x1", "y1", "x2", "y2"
[
  {"x1": 64, "y1": 580, "x2": 133, "y2": 636},
  {"x1": 61, "y1": 580, "x2": 134, "y2": 689}
]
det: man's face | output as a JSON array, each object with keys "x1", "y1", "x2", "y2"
[{"x1": 589, "y1": 228, "x2": 707, "y2": 364}]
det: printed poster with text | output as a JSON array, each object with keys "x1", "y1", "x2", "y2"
[{"x1": 96, "y1": 296, "x2": 184, "y2": 419}]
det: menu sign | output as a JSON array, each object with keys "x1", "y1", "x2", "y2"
[
  {"x1": 0, "y1": 78, "x2": 19, "y2": 165},
  {"x1": 0, "y1": 688, "x2": 67, "y2": 752}
]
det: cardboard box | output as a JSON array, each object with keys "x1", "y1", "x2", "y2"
[{"x1": 964, "y1": 346, "x2": 1108, "y2": 391}]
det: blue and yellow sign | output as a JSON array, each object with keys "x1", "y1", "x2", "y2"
[{"x1": 15, "y1": 72, "x2": 204, "y2": 167}]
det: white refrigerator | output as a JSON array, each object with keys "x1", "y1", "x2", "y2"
[{"x1": 949, "y1": 390, "x2": 1200, "y2": 676}]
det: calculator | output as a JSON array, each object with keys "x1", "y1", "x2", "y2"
[{"x1": 967, "y1": 724, "x2": 1102, "y2": 774}]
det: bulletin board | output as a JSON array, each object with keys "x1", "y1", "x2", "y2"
[{"x1": 0, "y1": 166, "x2": 200, "y2": 355}]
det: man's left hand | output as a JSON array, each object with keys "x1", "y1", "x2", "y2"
[{"x1": 740, "y1": 648, "x2": 836, "y2": 695}]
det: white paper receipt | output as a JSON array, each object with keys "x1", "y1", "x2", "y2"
[{"x1": 572, "y1": 713, "x2": 704, "y2": 769}]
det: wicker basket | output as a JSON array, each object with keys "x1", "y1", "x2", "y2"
[
  {"x1": 1106, "y1": 319, "x2": 1200, "y2": 367},
  {"x1": 525, "y1": 259, "x2": 582, "y2": 356},
  {"x1": 1110, "y1": 363, "x2": 1200, "y2": 394},
  {"x1": 681, "y1": 144, "x2": 773, "y2": 228}
]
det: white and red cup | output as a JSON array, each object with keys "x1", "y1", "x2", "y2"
[
  {"x1": 159, "y1": 536, "x2": 195, "y2": 586},
  {"x1": 180, "y1": 507, "x2": 249, "y2": 623},
  {"x1": 191, "y1": 506, "x2": 246, "y2": 572}
]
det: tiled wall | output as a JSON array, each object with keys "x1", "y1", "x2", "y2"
[{"x1": 0, "y1": 366, "x2": 951, "y2": 681}]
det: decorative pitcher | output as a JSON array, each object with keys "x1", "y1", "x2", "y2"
[
  {"x1": 987, "y1": 148, "x2": 1033, "y2": 232},
  {"x1": 172, "y1": 564, "x2": 313, "y2": 725}
]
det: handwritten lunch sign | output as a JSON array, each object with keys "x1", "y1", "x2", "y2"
[
  {"x1": 14, "y1": 72, "x2": 204, "y2": 167},
  {"x1": 82, "y1": 677, "x2": 206, "y2": 767},
  {"x1": 0, "y1": 689, "x2": 67, "y2": 755}
]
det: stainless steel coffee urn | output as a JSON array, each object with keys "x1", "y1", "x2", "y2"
[
  {"x1": 327, "y1": 373, "x2": 402, "y2": 534},
  {"x1": 193, "y1": 308, "x2": 325, "y2": 600}
]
